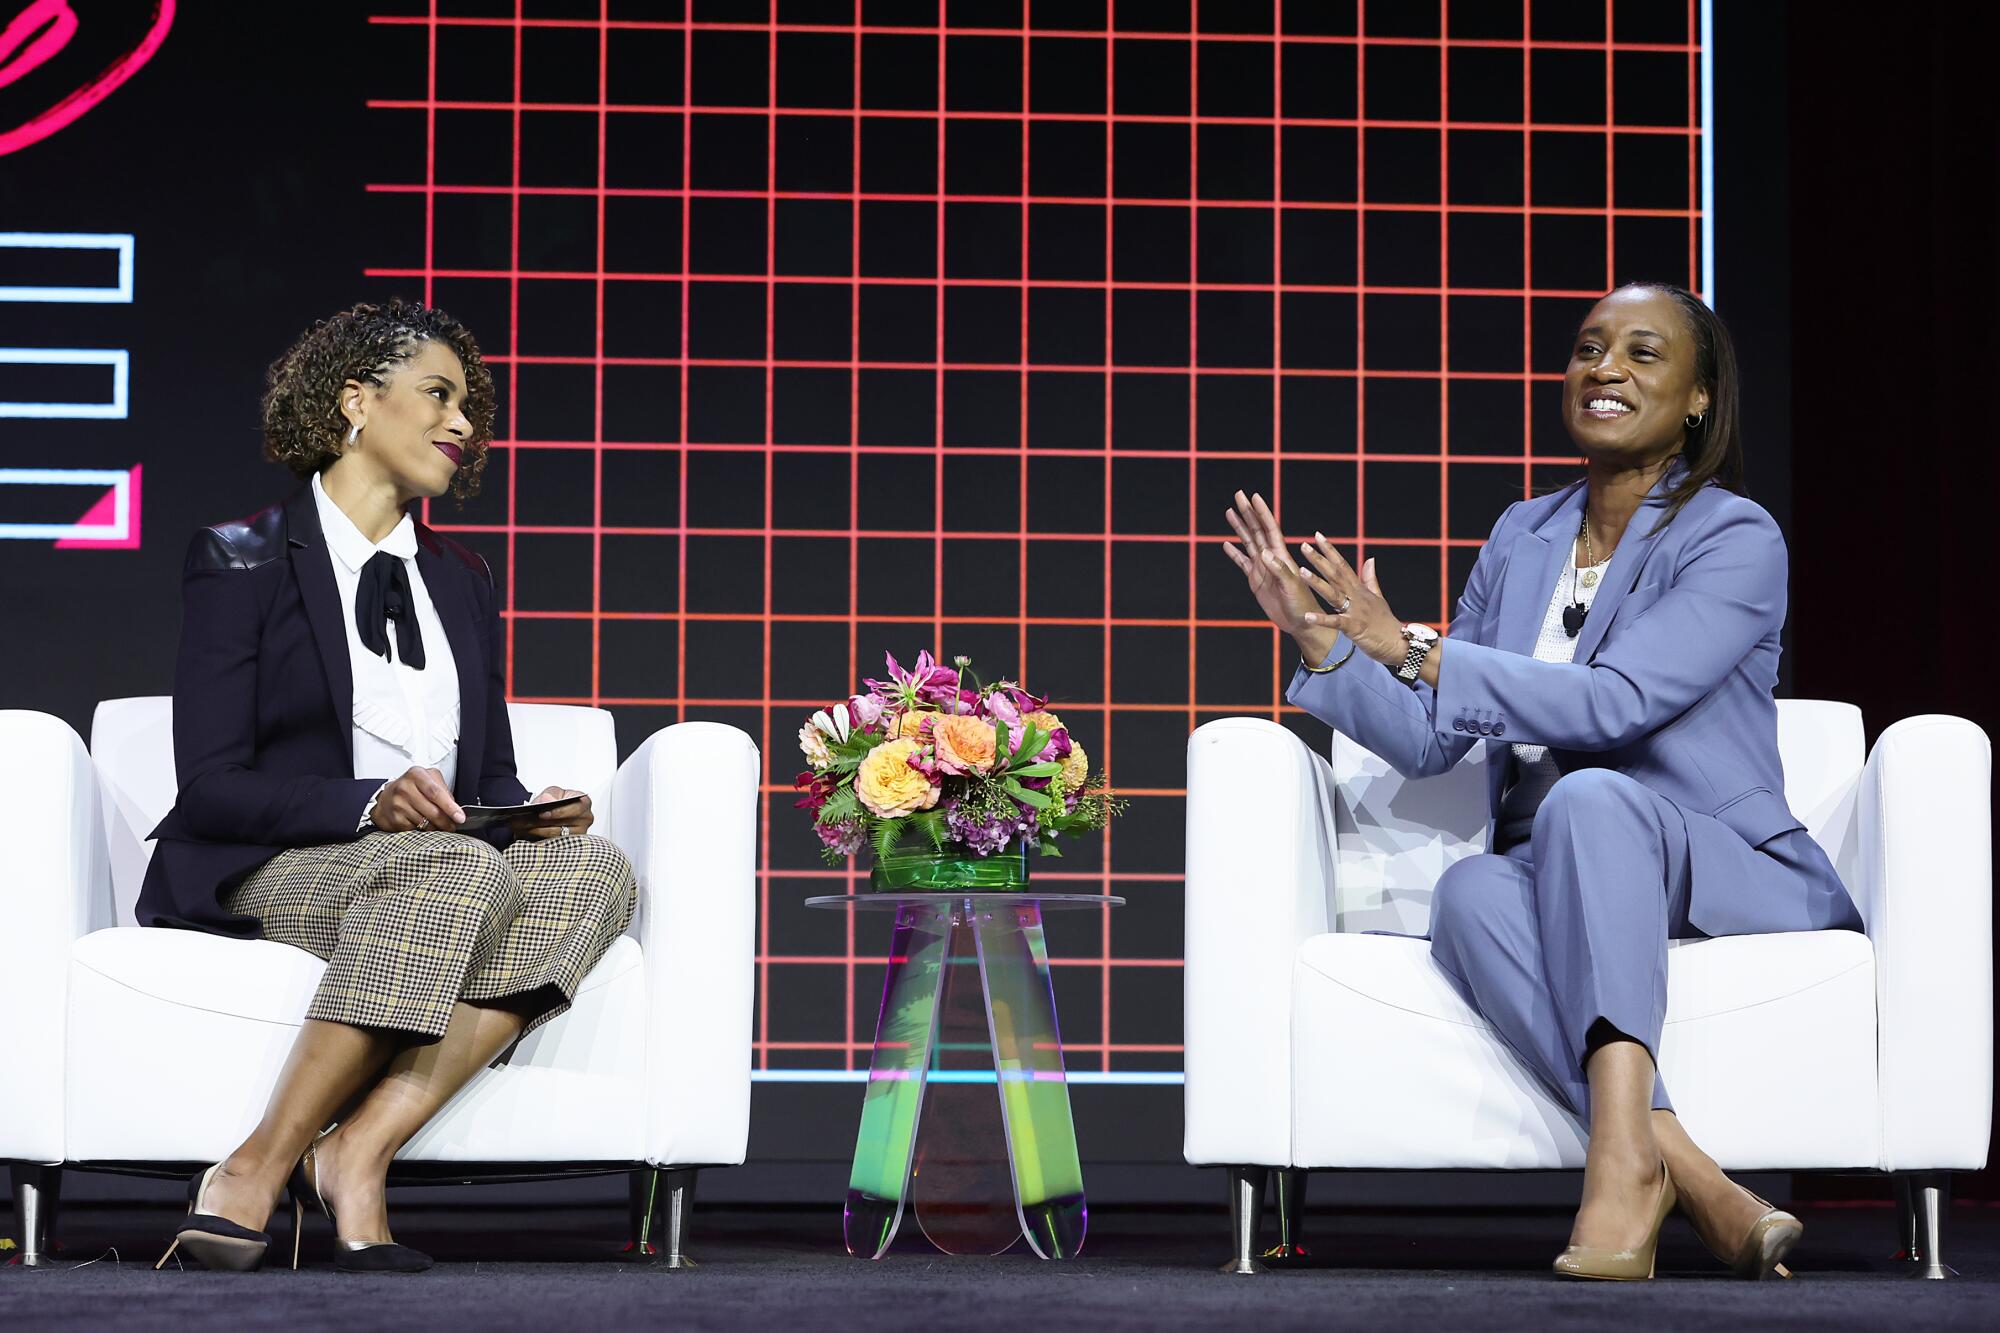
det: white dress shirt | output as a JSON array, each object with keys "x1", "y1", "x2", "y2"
[
  {"x1": 1492, "y1": 538, "x2": 1610, "y2": 848},
  {"x1": 311, "y1": 474, "x2": 461, "y2": 818}
]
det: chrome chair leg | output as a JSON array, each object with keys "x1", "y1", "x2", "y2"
[
  {"x1": 1265, "y1": 1168, "x2": 1309, "y2": 1262},
  {"x1": 1912, "y1": 1173, "x2": 1956, "y2": 1280},
  {"x1": 1892, "y1": 1174, "x2": 1921, "y2": 1263},
  {"x1": 9, "y1": 1165, "x2": 60, "y2": 1268},
  {"x1": 1218, "y1": 1166, "x2": 1268, "y2": 1275},
  {"x1": 658, "y1": 1168, "x2": 698, "y2": 1270}
]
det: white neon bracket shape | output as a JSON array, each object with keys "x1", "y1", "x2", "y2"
[
  {"x1": 0, "y1": 348, "x2": 130, "y2": 418},
  {"x1": 0, "y1": 232, "x2": 135, "y2": 303},
  {"x1": 0, "y1": 468, "x2": 131, "y2": 542}
]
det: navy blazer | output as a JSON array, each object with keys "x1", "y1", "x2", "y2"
[
  {"x1": 136, "y1": 486, "x2": 530, "y2": 936},
  {"x1": 1288, "y1": 469, "x2": 1860, "y2": 939}
]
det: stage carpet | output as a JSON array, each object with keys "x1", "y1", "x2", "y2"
[{"x1": 4, "y1": 1201, "x2": 1996, "y2": 1330}]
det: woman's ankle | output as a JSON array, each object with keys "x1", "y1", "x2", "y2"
[{"x1": 317, "y1": 1125, "x2": 394, "y2": 1192}]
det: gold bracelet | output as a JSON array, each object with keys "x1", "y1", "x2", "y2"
[{"x1": 1301, "y1": 640, "x2": 1358, "y2": 674}]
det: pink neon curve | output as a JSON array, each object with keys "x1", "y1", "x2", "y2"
[{"x1": 0, "y1": 0, "x2": 174, "y2": 157}]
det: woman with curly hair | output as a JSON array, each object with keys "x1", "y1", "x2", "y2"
[{"x1": 138, "y1": 301, "x2": 636, "y2": 1273}]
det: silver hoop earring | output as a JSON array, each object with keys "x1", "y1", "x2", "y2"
[{"x1": 1684, "y1": 413, "x2": 1705, "y2": 430}]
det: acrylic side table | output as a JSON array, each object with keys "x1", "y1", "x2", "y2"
[{"x1": 803, "y1": 892, "x2": 1124, "y2": 1260}]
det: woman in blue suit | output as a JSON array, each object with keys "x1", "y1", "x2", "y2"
[{"x1": 1224, "y1": 283, "x2": 1860, "y2": 1281}]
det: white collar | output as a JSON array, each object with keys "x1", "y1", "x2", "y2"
[{"x1": 312, "y1": 471, "x2": 418, "y2": 573}]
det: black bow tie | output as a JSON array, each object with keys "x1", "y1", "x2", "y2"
[{"x1": 356, "y1": 550, "x2": 426, "y2": 670}]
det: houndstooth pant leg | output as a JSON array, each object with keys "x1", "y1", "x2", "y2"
[
  {"x1": 464, "y1": 832, "x2": 637, "y2": 1036},
  {"x1": 223, "y1": 830, "x2": 634, "y2": 1041}
]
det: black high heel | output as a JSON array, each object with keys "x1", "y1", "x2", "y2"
[
  {"x1": 288, "y1": 1134, "x2": 433, "y2": 1274},
  {"x1": 155, "y1": 1164, "x2": 290, "y2": 1272}
]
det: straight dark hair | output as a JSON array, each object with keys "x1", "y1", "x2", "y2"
[{"x1": 1628, "y1": 281, "x2": 1746, "y2": 531}]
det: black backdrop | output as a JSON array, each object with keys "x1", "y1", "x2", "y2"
[{"x1": 4, "y1": 1, "x2": 1989, "y2": 1204}]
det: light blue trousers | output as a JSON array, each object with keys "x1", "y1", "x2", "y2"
[{"x1": 1427, "y1": 768, "x2": 1698, "y2": 1118}]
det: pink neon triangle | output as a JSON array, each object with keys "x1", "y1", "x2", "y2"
[{"x1": 54, "y1": 465, "x2": 142, "y2": 549}]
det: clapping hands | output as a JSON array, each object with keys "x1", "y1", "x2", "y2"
[{"x1": 1221, "y1": 490, "x2": 1411, "y2": 668}]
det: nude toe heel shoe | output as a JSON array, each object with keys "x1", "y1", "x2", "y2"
[
  {"x1": 1711, "y1": 1192, "x2": 1802, "y2": 1280},
  {"x1": 1552, "y1": 1166, "x2": 1677, "y2": 1281}
]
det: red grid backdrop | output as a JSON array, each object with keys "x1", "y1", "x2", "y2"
[{"x1": 361, "y1": 0, "x2": 1706, "y2": 1077}]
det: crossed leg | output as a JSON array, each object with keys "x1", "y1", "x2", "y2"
[{"x1": 1428, "y1": 769, "x2": 1775, "y2": 1255}]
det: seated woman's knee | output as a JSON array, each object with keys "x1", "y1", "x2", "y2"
[
  {"x1": 422, "y1": 835, "x2": 525, "y2": 926},
  {"x1": 1534, "y1": 767, "x2": 1647, "y2": 835},
  {"x1": 1430, "y1": 853, "x2": 1528, "y2": 946},
  {"x1": 575, "y1": 833, "x2": 634, "y2": 883}
]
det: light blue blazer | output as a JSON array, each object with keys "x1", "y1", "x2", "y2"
[{"x1": 1286, "y1": 467, "x2": 1858, "y2": 938}]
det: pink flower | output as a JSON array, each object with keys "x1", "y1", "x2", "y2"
[
  {"x1": 986, "y1": 691, "x2": 1022, "y2": 728},
  {"x1": 865, "y1": 650, "x2": 960, "y2": 712},
  {"x1": 816, "y1": 818, "x2": 866, "y2": 857},
  {"x1": 849, "y1": 693, "x2": 884, "y2": 727}
]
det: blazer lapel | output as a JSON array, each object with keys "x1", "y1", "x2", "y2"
[
  {"x1": 284, "y1": 488, "x2": 356, "y2": 766},
  {"x1": 1492, "y1": 481, "x2": 1584, "y2": 658},
  {"x1": 1572, "y1": 469, "x2": 1679, "y2": 662},
  {"x1": 415, "y1": 530, "x2": 487, "y2": 802}
]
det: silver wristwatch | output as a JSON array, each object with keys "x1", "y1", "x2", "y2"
[{"x1": 1394, "y1": 623, "x2": 1440, "y2": 688}]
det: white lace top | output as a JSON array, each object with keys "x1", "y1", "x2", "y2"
[{"x1": 1492, "y1": 535, "x2": 1612, "y2": 847}]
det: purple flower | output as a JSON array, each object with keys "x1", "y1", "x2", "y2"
[
  {"x1": 946, "y1": 800, "x2": 1017, "y2": 857},
  {"x1": 864, "y1": 650, "x2": 961, "y2": 712},
  {"x1": 815, "y1": 817, "x2": 866, "y2": 857}
]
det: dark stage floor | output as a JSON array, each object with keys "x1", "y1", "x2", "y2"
[{"x1": 5, "y1": 1201, "x2": 1997, "y2": 1331}]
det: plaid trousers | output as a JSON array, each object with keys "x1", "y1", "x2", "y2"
[{"x1": 223, "y1": 830, "x2": 637, "y2": 1041}]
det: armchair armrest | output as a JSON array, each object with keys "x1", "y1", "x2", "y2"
[
  {"x1": 612, "y1": 721, "x2": 760, "y2": 1168},
  {"x1": 0, "y1": 711, "x2": 112, "y2": 1162},
  {"x1": 1852, "y1": 714, "x2": 1993, "y2": 1171},
  {"x1": 1183, "y1": 717, "x2": 1338, "y2": 1168}
]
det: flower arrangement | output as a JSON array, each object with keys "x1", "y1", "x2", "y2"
[{"x1": 794, "y1": 651, "x2": 1125, "y2": 867}]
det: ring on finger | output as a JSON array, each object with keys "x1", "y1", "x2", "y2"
[
  {"x1": 1334, "y1": 597, "x2": 1352, "y2": 615},
  {"x1": 417, "y1": 816, "x2": 430, "y2": 829}
]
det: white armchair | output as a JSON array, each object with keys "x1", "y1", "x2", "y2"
[
  {"x1": 0, "y1": 699, "x2": 759, "y2": 1268},
  {"x1": 1184, "y1": 700, "x2": 1991, "y2": 1277}
]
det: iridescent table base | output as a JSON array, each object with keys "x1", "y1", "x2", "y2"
[{"x1": 805, "y1": 892, "x2": 1124, "y2": 1260}]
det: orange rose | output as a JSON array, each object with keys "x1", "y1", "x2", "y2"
[{"x1": 932, "y1": 714, "x2": 998, "y2": 776}]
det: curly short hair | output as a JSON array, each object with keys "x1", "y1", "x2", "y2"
[{"x1": 261, "y1": 299, "x2": 496, "y2": 501}]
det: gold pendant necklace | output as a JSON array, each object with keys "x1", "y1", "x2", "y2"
[{"x1": 1563, "y1": 516, "x2": 1597, "y2": 638}]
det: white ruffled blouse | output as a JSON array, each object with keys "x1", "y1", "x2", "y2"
[{"x1": 311, "y1": 473, "x2": 461, "y2": 792}]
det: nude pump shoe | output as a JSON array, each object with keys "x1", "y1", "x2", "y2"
[
  {"x1": 1552, "y1": 1166, "x2": 1677, "y2": 1281},
  {"x1": 1707, "y1": 1191, "x2": 1802, "y2": 1280}
]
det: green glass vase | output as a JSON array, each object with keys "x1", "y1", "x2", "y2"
[{"x1": 868, "y1": 842, "x2": 1030, "y2": 893}]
